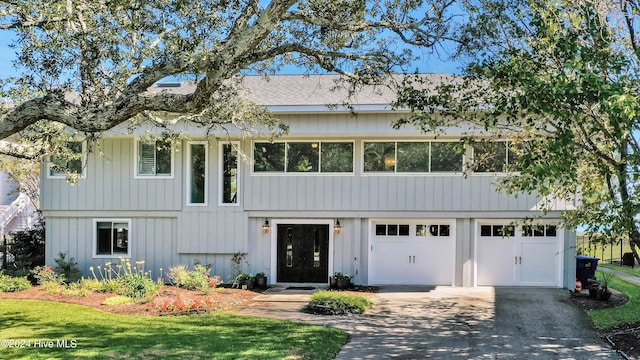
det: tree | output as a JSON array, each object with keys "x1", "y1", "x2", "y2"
[
  {"x1": 395, "y1": 0, "x2": 640, "y2": 263},
  {"x1": 0, "y1": 0, "x2": 456, "y2": 157}
]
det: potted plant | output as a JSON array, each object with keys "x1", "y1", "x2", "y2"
[
  {"x1": 596, "y1": 271, "x2": 613, "y2": 301},
  {"x1": 254, "y1": 272, "x2": 268, "y2": 289},
  {"x1": 331, "y1": 272, "x2": 352, "y2": 290},
  {"x1": 235, "y1": 273, "x2": 254, "y2": 290}
]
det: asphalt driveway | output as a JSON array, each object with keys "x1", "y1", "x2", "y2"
[{"x1": 237, "y1": 286, "x2": 619, "y2": 359}]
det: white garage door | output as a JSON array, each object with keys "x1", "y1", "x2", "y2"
[
  {"x1": 369, "y1": 220, "x2": 455, "y2": 285},
  {"x1": 476, "y1": 223, "x2": 562, "y2": 287}
]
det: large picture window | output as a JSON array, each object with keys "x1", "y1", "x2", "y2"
[
  {"x1": 363, "y1": 141, "x2": 463, "y2": 173},
  {"x1": 188, "y1": 142, "x2": 207, "y2": 205},
  {"x1": 253, "y1": 141, "x2": 354, "y2": 173},
  {"x1": 136, "y1": 139, "x2": 173, "y2": 177},
  {"x1": 48, "y1": 141, "x2": 85, "y2": 178},
  {"x1": 220, "y1": 142, "x2": 239, "y2": 204},
  {"x1": 472, "y1": 141, "x2": 519, "y2": 173},
  {"x1": 94, "y1": 220, "x2": 130, "y2": 257}
]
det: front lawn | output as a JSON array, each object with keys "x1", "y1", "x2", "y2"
[
  {"x1": 0, "y1": 300, "x2": 347, "y2": 359},
  {"x1": 600, "y1": 263, "x2": 640, "y2": 278},
  {"x1": 587, "y1": 271, "x2": 640, "y2": 330}
]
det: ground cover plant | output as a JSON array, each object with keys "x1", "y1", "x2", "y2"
[
  {"x1": 305, "y1": 290, "x2": 373, "y2": 315},
  {"x1": 0, "y1": 300, "x2": 347, "y2": 360},
  {"x1": 0, "y1": 272, "x2": 31, "y2": 292}
]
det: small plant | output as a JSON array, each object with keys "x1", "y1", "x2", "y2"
[
  {"x1": 230, "y1": 251, "x2": 248, "y2": 279},
  {"x1": 168, "y1": 260, "x2": 223, "y2": 293},
  {"x1": 31, "y1": 265, "x2": 66, "y2": 285},
  {"x1": 89, "y1": 258, "x2": 161, "y2": 301},
  {"x1": 304, "y1": 291, "x2": 373, "y2": 315},
  {"x1": 103, "y1": 295, "x2": 134, "y2": 305},
  {"x1": 53, "y1": 252, "x2": 82, "y2": 283},
  {"x1": 0, "y1": 272, "x2": 32, "y2": 292}
]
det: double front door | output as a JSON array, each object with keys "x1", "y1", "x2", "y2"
[{"x1": 277, "y1": 224, "x2": 329, "y2": 283}]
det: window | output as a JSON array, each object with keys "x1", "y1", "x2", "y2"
[
  {"x1": 253, "y1": 141, "x2": 353, "y2": 173},
  {"x1": 472, "y1": 141, "x2": 519, "y2": 173},
  {"x1": 480, "y1": 225, "x2": 515, "y2": 237},
  {"x1": 187, "y1": 142, "x2": 207, "y2": 205},
  {"x1": 363, "y1": 141, "x2": 463, "y2": 173},
  {"x1": 416, "y1": 224, "x2": 451, "y2": 236},
  {"x1": 136, "y1": 139, "x2": 173, "y2": 177},
  {"x1": 94, "y1": 220, "x2": 130, "y2": 257},
  {"x1": 48, "y1": 141, "x2": 85, "y2": 178},
  {"x1": 220, "y1": 142, "x2": 238, "y2": 205}
]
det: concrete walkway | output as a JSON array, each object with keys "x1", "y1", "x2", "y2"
[{"x1": 236, "y1": 286, "x2": 618, "y2": 359}]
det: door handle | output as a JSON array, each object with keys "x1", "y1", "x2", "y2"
[
  {"x1": 413, "y1": 256, "x2": 416, "y2": 263},
  {"x1": 519, "y1": 256, "x2": 522, "y2": 264},
  {"x1": 515, "y1": 256, "x2": 517, "y2": 264},
  {"x1": 409, "y1": 255, "x2": 411, "y2": 264}
]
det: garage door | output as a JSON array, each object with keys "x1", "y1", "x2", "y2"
[
  {"x1": 476, "y1": 223, "x2": 561, "y2": 286},
  {"x1": 369, "y1": 220, "x2": 455, "y2": 285}
]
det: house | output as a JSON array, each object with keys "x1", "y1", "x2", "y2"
[{"x1": 41, "y1": 74, "x2": 577, "y2": 288}]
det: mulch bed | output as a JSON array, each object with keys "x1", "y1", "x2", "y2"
[
  {"x1": 0, "y1": 285, "x2": 260, "y2": 316},
  {"x1": 570, "y1": 289, "x2": 639, "y2": 359}
]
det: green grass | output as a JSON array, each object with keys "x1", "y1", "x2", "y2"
[
  {"x1": 0, "y1": 300, "x2": 347, "y2": 359},
  {"x1": 306, "y1": 291, "x2": 373, "y2": 315},
  {"x1": 587, "y1": 270, "x2": 640, "y2": 330},
  {"x1": 600, "y1": 263, "x2": 640, "y2": 278}
]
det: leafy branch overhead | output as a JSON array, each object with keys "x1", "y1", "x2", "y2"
[
  {"x1": 395, "y1": 0, "x2": 640, "y2": 262},
  {"x1": 0, "y1": 0, "x2": 456, "y2": 151}
]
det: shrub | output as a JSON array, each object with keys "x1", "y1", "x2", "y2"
[
  {"x1": 103, "y1": 295, "x2": 134, "y2": 305},
  {"x1": 0, "y1": 219, "x2": 45, "y2": 279},
  {"x1": 31, "y1": 265, "x2": 65, "y2": 285},
  {"x1": 53, "y1": 252, "x2": 82, "y2": 283},
  {"x1": 0, "y1": 272, "x2": 32, "y2": 292},
  {"x1": 168, "y1": 261, "x2": 222, "y2": 293},
  {"x1": 305, "y1": 291, "x2": 373, "y2": 315},
  {"x1": 89, "y1": 258, "x2": 161, "y2": 301}
]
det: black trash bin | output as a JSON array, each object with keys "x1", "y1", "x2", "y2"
[
  {"x1": 576, "y1": 255, "x2": 599, "y2": 291},
  {"x1": 622, "y1": 252, "x2": 635, "y2": 267}
]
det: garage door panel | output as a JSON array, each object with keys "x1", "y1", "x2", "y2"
[
  {"x1": 521, "y1": 242, "x2": 558, "y2": 286},
  {"x1": 370, "y1": 221, "x2": 455, "y2": 286},
  {"x1": 477, "y1": 237, "x2": 517, "y2": 286}
]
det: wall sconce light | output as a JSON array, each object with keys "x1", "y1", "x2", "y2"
[
  {"x1": 334, "y1": 219, "x2": 342, "y2": 233},
  {"x1": 262, "y1": 219, "x2": 270, "y2": 233}
]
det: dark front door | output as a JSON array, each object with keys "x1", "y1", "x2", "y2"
[{"x1": 277, "y1": 224, "x2": 329, "y2": 283}]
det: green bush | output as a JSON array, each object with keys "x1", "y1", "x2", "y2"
[
  {"x1": 168, "y1": 261, "x2": 222, "y2": 293},
  {"x1": 0, "y1": 272, "x2": 32, "y2": 292},
  {"x1": 53, "y1": 252, "x2": 82, "y2": 283},
  {"x1": 305, "y1": 291, "x2": 373, "y2": 315},
  {"x1": 89, "y1": 259, "x2": 160, "y2": 301},
  {"x1": 0, "y1": 219, "x2": 45, "y2": 279},
  {"x1": 119, "y1": 273, "x2": 159, "y2": 301},
  {"x1": 31, "y1": 265, "x2": 66, "y2": 285}
]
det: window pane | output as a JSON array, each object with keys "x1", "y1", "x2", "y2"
[
  {"x1": 50, "y1": 141, "x2": 83, "y2": 176},
  {"x1": 321, "y1": 142, "x2": 353, "y2": 172},
  {"x1": 399, "y1": 225, "x2": 410, "y2": 236},
  {"x1": 96, "y1": 222, "x2": 112, "y2": 255},
  {"x1": 138, "y1": 142, "x2": 156, "y2": 175},
  {"x1": 546, "y1": 225, "x2": 557, "y2": 237},
  {"x1": 363, "y1": 142, "x2": 395, "y2": 172},
  {"x1": 473, "y1": 142, "x2": 507, "y2": 172},
  {"x1": 387, "y1": 225, "x2": 398, "y2": 236},
  {"x1": 287, "y1": 142, "x2": 319, "y2": 172},
  {"x1": 112, "y1": 222, "x2": 129, "y2": 254},
  {"x1": 507, "y1": 142, "x2": 521, "y2": 171},
  {"x1": 439, "y1": 225, "x2": 450, "y2": 236},
  {"x1": 431, "y1": 142, "x2": 463, "y2": 172},
  {"x1": 254, "y1": 143, "x2": 285, "y2": 172},
  {"x1": 190, "y1": 144, "x2": 206, "y2": 204},
  {"x1": 397, "y1": 142, "x2": 429, "y2": 172},
  {"x1": 376, "y1": 224, "x2": 386, "y2": 235},
  {"x1": 480, "y1": 225, "x2": 492, "y2": 236},
  {"x1": 222, "y1": 144, "x2": 238, "y2": 204},
  {"x1": 156, "y1": 141, "x2": 172, "y2": 175}
]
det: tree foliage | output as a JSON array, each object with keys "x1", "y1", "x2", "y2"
[
  {"x1": 0, "y1": 0, "x2": 456, "y2": 158},
  {"x1": 395, "y1": 0, "x2": 640, "y2": 261}
]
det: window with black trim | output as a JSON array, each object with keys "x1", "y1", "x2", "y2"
[{"x1": 480, "y1": 225, "x2": 515, "y2": 237}]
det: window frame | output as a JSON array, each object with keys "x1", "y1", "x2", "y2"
[
  {"x1": 92, "y1": 218, "x2": 131, "y2": 259},
  {"x1": 219, "y1": 141, "x2": 240, "y2": 206},
  {"x1": 186, "y1": 141, "x2": 208, "y2": 206},
  {"x1": 134, "y1": 138, "x2": 175, "y2": 179},
  {"x1": 251, "y1": 140, "x2": 355, "y2": 175},
  {"x1": 362, "y1": 140, "x2": 464, "y2": 175},
  {"x1": 47, "y1": 140, "x2": 87, "y2": 179}
]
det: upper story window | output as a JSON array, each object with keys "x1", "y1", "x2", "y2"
[
  {"x1": 253, "y1": 141, "x2": 354, "y2": 173},
  {"x1": 48, "y1": 141, "x2": 85, "y2": 178},
  {"x1": 472, "y1": 141, "x2": 519, "y2": 173},
  {"x1": 221, "y1": 142, "x2": 239, "y2": 205},
  {"x1": 187, "y1": 142, "x2": 207, "y2": 205},
  {"x1": 135, "y1": 139, "x2": 173, "y2": 178},
  {"x1": 363, "y1": 141, "x2": 463, "y2": 173}
]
